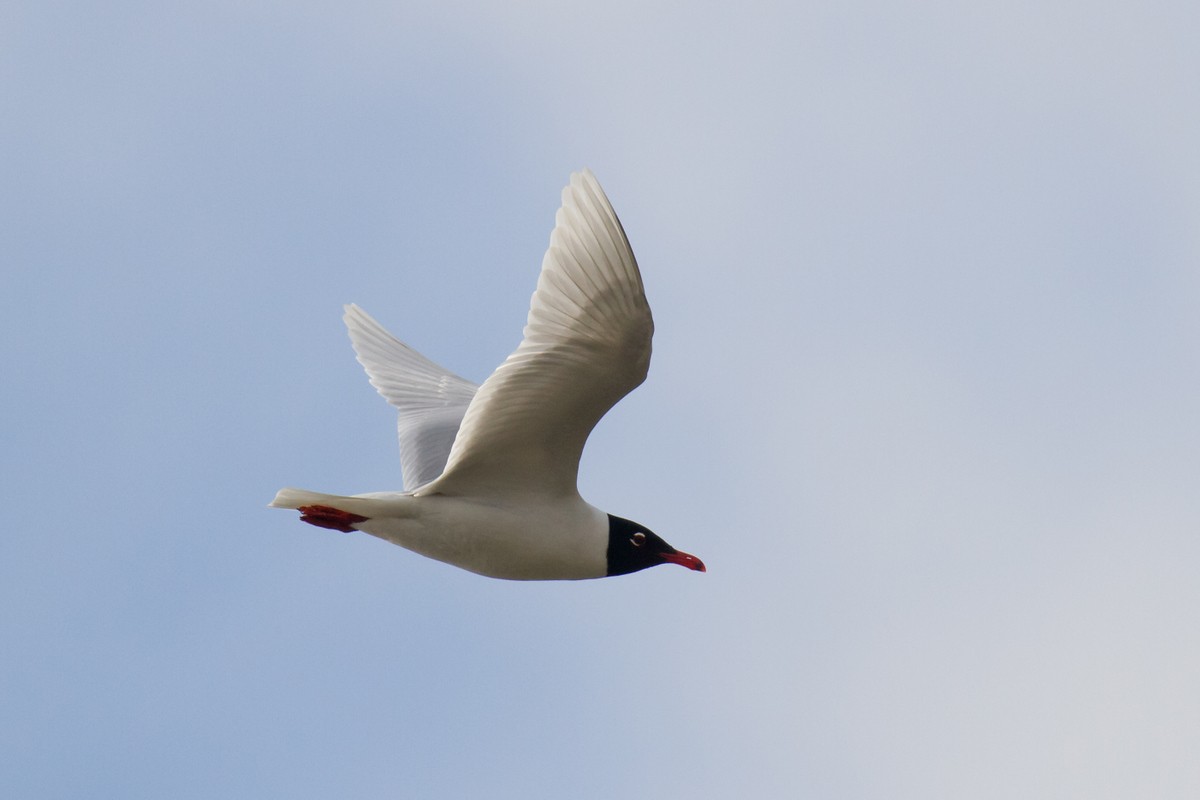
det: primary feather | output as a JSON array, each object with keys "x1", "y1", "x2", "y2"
[
  {"x1": 426, "y1": 169, "x2": 653, "y2": 498},
  {"x1": 343, "y1": 303, "x2": 477, "y2": 491}
]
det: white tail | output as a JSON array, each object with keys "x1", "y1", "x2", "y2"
[{"x1": 268, "y1": 487, "x2": 394, "y2": 519}]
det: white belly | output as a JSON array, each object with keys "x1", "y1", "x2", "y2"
[{"x1": 354, "y1": 493, "x2": 610, "y2": 581}]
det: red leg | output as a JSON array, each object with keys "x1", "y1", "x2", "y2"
[{"x1": 297, "y1": 505, "x2": 370, "y2": 533}]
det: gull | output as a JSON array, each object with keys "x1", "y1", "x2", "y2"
[{"x1": 270, "y1": 170, "x2": 705, "y2": 580}]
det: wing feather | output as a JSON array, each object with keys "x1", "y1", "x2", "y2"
[
  {"x1": 343, "y1": 304, "x2": 478, "y2": 491},
  {"x1": 425, "y1": 169, "x2": 652, "y2": 498}
]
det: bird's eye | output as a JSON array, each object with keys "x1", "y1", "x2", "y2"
[{"x1": 630, "y1": 532, "x2": 646, "y2": 547}]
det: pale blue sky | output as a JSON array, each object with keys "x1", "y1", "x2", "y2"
[{"x1": 4, "y1": 1, "x2": 1199, "y2": 797}]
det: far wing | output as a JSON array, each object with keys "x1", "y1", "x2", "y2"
[
  {"x1": 344, "y1": 303, "x2": 478, "y2": 492},
  {"x1": 425, "y1": 169, "x2": 653, "y2": 498}
]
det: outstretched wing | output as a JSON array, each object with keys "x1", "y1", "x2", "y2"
[
  {"x1": 344, "y1": 304, "x2": 478, "y2": 492},
  {"x1": 425, "y1": 169, "x2": 652, "y2": 498}
]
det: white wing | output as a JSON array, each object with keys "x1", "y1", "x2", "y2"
[
  {"x1": 344, "y1": 304, "x2": 478, "y2": 491},
  {"x1": 424, "y1": 169, "x2": 653, "y2": 498}
]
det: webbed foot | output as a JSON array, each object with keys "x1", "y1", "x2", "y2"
[{"x1": 297, "y1": 505, "x2": 369, "y2": 532}]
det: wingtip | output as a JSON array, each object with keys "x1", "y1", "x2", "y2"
[
  {"x1": 575, "y1": 167, "x2": 596, "y2": 187},
  {"x1": 344, "y1": 303, "x2": 380, "y2": 332},
  {"x1": 563, "y1": 169, "x2": 609, "y2": 215}
]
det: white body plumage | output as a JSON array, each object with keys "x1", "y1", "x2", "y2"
[{"x1": 271, "y1": 170, "x2": 705, "y2": 580}]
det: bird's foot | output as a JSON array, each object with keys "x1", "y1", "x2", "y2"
[{"x1": 297, "y1": 505, "x2": 369, "y2": 533}]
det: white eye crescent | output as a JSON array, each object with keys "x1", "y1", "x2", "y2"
[{"x1": 630, "y1": 532, "x2": 646, "y2": 547}]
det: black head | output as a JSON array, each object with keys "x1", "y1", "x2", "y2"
[{"x1": 606, "y1": 515, "x2": 706, "y2": 577}]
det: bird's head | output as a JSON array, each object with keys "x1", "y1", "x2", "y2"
[{"x1": 606, "y1": 515, "x2": 706, "y2": 577}]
